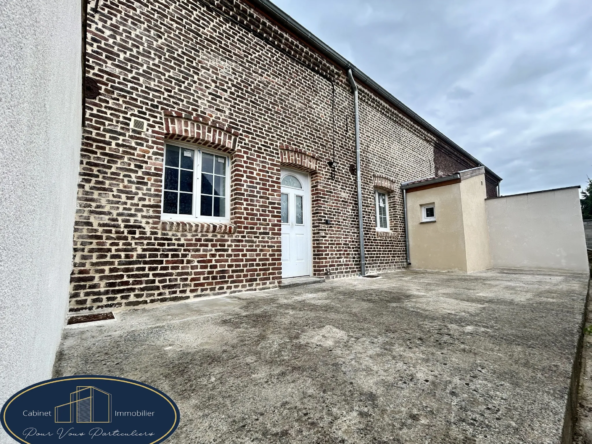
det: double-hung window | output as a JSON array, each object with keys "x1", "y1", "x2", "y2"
[
  {"x1": 161, "y1": 143, "x2": 230, "y2": 222},
  {"x1": 375, "y1": 190, "x2": 390, "y2": 231}
]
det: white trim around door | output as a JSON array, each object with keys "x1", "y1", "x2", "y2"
[{"x1": 281, "y1": 168, "x2": 312, "y2": 278}]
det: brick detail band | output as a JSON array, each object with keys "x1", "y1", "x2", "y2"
[
  {"x1": 160, "y1": 221, "x2": 236, "y2": 234},
  {"x1": 373, "y1": 175, "x2": 397, "y2": 192},
  {"x1": 279, "y1": 145, "x2": 318, "y2": 173},
  {"x1": 164, "y1": 112, "x2": 238, "y2": 152}
]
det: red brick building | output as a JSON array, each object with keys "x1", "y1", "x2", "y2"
[{"x1": 71, "y1": 0, "x2": 501, "y2": 312}]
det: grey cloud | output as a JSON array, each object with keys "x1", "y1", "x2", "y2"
[
  {"x1": 500, "y1": 52, "x2": 565, "y2": 88},
  {"x1": 445, "y1": 86, "x2": 474, "y2": 101},
  {"x1": 530, "y1": 130, "x2": 592, "y2": 152}
]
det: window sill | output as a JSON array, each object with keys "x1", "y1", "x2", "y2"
[
  {"x1": 420, "y1": 220, "x2": 437, "y2": 224},
  {"x1": 375, "y1": 230, "x2": 400, "y2": 238},
  {"x1": 159, "y1": 220, "x2": 235, "y2": 234}
]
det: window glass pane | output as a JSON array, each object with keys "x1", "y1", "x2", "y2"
[
  {"x1": 165, "y1": 145, "x2": 180, "y2": 167},
  {"x1": 215, "y1": 156, "x2": 226, "y2": 176},
  {"x1": 214, "y1": 176, "x2": 225, "y2": 197},
  {"x1": 202, "y1": 153, "x2": 214, "y2": 174},
  {"x1": 180, "y1": 170, "x2": 193, "y2": 192},
  {"x1": 164, "y1": 168, "x2": 179, "y2": 191},
  {"x1": 426, "y1": 207, "x2": 435, "y2": 218},
  {"x1": 201, "y1": 173, "x2": 213, "y2": 195},
  {"x1": 179, "y1": 193, "x2": 193, "y2": 215},
  {"x1": 281, "y1": 194, "x2": 289, "y2": 223},
  {"x1": 377, "y1": 192, "x2": 388, "y2": 228},
  {"x1": 282, "y1": 175, "x2": 302, "y2": 189},
  {"x1": 200, "y1": 194, "x2": 213, "y2": 216},
  {"x1": 214, "y1": 197, "x2": 225, "y2": 217},
  {"x1": 181, "y1": 149, "x2": 194, "y2": 170},
  {"x1": 163, "y1": 191, "x2": 178, "y2": 214},
  {"x1": 378, "y1": 193, "x2": 386, "y2": 208},
  {"x1": 296, "y1": 195, "x2": 303, "y2": 225}
]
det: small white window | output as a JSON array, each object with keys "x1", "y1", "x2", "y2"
[
  {"x1": 375, "y1": 190, "x2": 389, "y2": 231},
  {"x1": 161, "y1": 142, "x2": 231, "y2": 223},
  {"x1": 421, "y1": 204, "x2": 436, "y2": 222}
]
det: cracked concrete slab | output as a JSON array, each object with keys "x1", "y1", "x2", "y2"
[{"x1": 53, "y1": 269, "x2": 589, "y2": 444}]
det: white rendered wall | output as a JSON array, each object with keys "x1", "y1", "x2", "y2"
[
  {"x1": 459, "y1": 169, "x2": 491, "y2": 273},
  {"x1": 407, "y1": 182, "x2": 468, "y2": 272},
  {"x1": 0, "y1": 0, "x2": 82, "y2": 432},
  {"x1": 486, "y1": 187, "x2": 588, "y2": 273}
]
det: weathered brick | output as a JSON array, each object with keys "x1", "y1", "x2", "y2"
[{"x1": 69, "y1": 0, "x2": 499, "y2": 312}]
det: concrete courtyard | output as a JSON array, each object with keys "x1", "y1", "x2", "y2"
[{"x1": 54, "y1": 269, "x2": 589, "y2": 444}]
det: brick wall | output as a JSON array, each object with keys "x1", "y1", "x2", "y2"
[
  {"x1": 358, "y1": 90, "x2": 434, "y2": 273},
  {"x1": 71, "y1": 0, "x2": 497, "y2": 312}
]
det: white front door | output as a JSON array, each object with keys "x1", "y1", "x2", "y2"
[{"x1": 281, "y1": 169, "x2": 311, "y2": 278}]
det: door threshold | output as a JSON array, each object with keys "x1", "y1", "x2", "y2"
[{"x1": 279, "y1": 276, "x2": 325, "y2": 289}]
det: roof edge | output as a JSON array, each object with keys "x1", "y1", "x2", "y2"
[
  {"x1": 485, "y1": 185, "x2": 581, "y2": 200},
  {"x1": 247, "y1": 0, "x2": 502, "y2": 182},
  {"x1": 401, "y1": 173, "x2": 460, "y2": 190}
]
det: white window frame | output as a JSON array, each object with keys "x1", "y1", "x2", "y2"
[
  {"x1": 421, "y1": 203, "x2": 436, "y2": 222},
  {"x1": 375, "y1": 190, "x2": 390, "y2": 231},
  {"x1": 161, "y1": 141, "x2": 231, "y2": 223}
]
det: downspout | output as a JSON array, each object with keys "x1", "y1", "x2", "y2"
[
  {"x1": 347, "y1": 68, "x2": 366, "y2": 276},
  {"x1": 403, "y1": 188, "x2": 410, "y2": 266}
]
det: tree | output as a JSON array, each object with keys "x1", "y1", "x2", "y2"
[{"x1": 582, "y1": 177, "x2": 592, "y2": 219}]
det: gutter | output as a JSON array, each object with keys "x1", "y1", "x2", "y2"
[
  {"x1": 247, "y1": 0, "x2": 502, "y2": 182},
  {"x1": 347, "y1": 69, "x2": 366, "y2": 277}
]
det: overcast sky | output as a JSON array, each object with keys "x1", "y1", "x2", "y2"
[{"x1": 272, "y1": 0, "x2": 592, "y2": 195}]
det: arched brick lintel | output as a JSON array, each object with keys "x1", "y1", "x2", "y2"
[
  {"x1": 279, "y1": 146, "x2": 318, "y2": 173},
  {"x1": 374, "y1": 175, "x2": 398, "y2": 193},
  {"x1": 163, "y1": 113, "x2": 238, "y2": 153}
]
